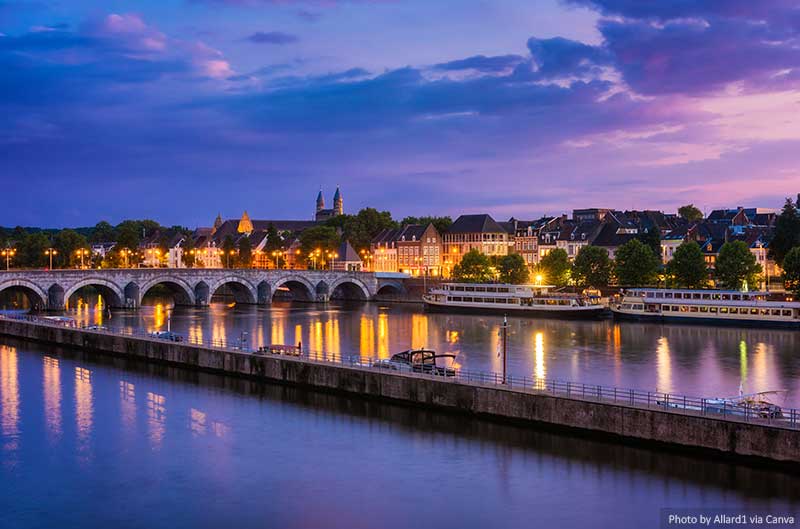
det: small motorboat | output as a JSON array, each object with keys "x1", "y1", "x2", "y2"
[
  {"x1": 373, "y1": 348, "x2": 457, "y2": 377},
  {"x1": 149, "y1": 330, "x2": 184, "y2": 342}
]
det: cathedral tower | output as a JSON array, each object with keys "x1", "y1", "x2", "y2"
[{"x1": 333, "y1": 186, "x2": 343, "y2": 216}]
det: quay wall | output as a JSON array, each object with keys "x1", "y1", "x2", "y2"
[{"x1": 1, "y1": 318, "x2": 798, "y2": 464}]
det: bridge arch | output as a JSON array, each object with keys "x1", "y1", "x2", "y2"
[
  {"x1": 329, "y1": 277, "x2": 371, "y2": 301},
  {"x1": 138, "y1": 276, "x2": 196, "y2": 306},
  {"x1": 64, "y1": 278, "x2": 125, "y2": 309},
  {"x1": 208, "y1": 276, "x2": 257, "y2": 305},
  {"x1": 272, "y1": 275, "x2": 316, "y2": 302},
  {"x1": 194, "y1": 281, "x2": 210, "y2": 306},
  {"x1": 376, "y1": 280, "x2": 406, "y2": 297},
  {"x1": 0, "y1": 279, "x2": 48, "y2": 310}
]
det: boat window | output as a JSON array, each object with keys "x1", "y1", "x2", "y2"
[
  {"x1": 729, "y1": 308, "x2": 738, "y2": 314},
  {"x1": 721, "y1": 294, "x2": 730, "y2": 300},
  {"x1": 771, "y1": 309, "x2": 781, "y2": 316},
  {"x1": 680, "y1": 306, "x2": 689, "y2": 312},
  {"x1": 783, "y1": 310, "x2": 793, "y2": 316},
  {"x1": 692, "y1": 293, "x2": 701, "y2": 300},
  {"x1": 732, "y1": 295, "x2": 741, "y2": 301},
  {"x1": 709, "y1": 307, "x2": 718, "y2": 313},
  {"x1": 655, "y1": 292, "x2": 664, "y2": 298},
  {"x1": 451, "y1": 296, "x2": 462, "y2": 302},
  {"x1": 700, "y1": 306, "x2": 708, "y2": 313},
  {"x1": 464, "y1": 287, "x2": 474, "y2": 292},
  {"x1": 462, "y1": 297, "x2": 472, "y2": 302},
  {"x1": 720, "y1": 307, "x2": 728, "y2": 313},
  {"x1": 486, "y1": 287, "x2": 495, "y2": 293},
  {"x1": 475, "y1": 287, "x2": 485, "y2": 292},
  {"x1": 665, "y1": 292, "x2": 673, "y2": 298},
  {"x1": 750, "y1": 308, "x2": 758, "y2": 315},
  {"x1": 702, "y1": 294, "x2": 710, "y2": 300},
  {"x1": 761, "y1": 309, "x2": 770, "y2": 316},
  {"x1": 690, "y1": 306, "x2": 699, "y2": 312}
]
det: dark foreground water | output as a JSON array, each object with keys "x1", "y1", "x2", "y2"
[
  {"x1": 49, "y1": 299, "x2": 800, "y2": 407},
  {"x1": 1, "y1": 340, "x2": 799, "y2": 529}
]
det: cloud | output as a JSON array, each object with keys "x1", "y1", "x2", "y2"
[
  {"x1": 525, "y1": 36, "x2": 611, "y2": 79},
  {"x1": 565, "y1": 0, "x2": 800, "y2": 23},
  {"x1": 246, "y1": 30, "x2": 299, "y2": 44},
  {"x1": 434, "y1": 54, "x2": 524, "y2": 73}
]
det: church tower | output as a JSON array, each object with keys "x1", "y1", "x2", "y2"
[
  {"x1": 237, "y1": 210, "x2": 254, "y2": 234},
  {"x1": 212, "y1": 213, "x2": 223, "y2": 235},
  {"x1": 333, "y1": 186, "x2": 343, "y2": 216},
  {"x1": 316, "y1": 188, "x2": 325, "y2": 214}
]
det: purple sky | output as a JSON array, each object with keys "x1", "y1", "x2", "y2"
[{"x1": 2, "y1": 0, "x2": 800, "y2": 228}]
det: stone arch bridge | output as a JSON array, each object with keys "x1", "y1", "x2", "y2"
[{"x1": 0, "y1": 269, "x2": 408, "y2": 310}]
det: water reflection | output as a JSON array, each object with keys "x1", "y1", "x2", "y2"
[
  {"x1": 64, "y1": 302, "x2": 800, "y2": 406},
  {"x1": 120, "y1": 381, "x2": 136, "y2": 431},
  {"x1": 0, "y1": 345, "x2": 20, "y2": 463},
  {"x1": 74, "y1": 366, "x2": 93, "y2": 461},
  {"x1": 147, "y1": 392, "x2": 166, "y2": 449},
  {"x1": 43, "y1": 356, "x2": 62, "y2": 440}
]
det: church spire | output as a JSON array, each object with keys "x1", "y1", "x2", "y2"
[
  {"x1": 237, "y1": 210, "x2": 253, "y2": 234},
  {"x1": 212, "y1": 213, "x2": 223, "y2": 235},
  {"x1": 316, "y1": 188, "x2": 325, "y2": 213},
  {"x1": 333, "y1": 185, "x2": 343, "y2": 215}
]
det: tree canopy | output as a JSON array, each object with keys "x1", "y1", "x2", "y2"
[
  {"x1": 636, "y1": 228, "x2": 662, "y2": 259},
  {"x1": 769, "y1": 195, "x2": 800, "y2": 266},
  {"x1": 614, "y1": 239, "x2": 659, "y2": 286},
  {"x1": 572, "y1": 246, "x2": 612, "y2": 288},
  {"x1": 452, "y1": 249, "x2": 493, "y2": 283},
  {"x1": 666, "y1": 241, "x2": 707, "y2": 288},
  {"x1": 327, "y1": 208, "x2": 397, "y2": 252},
  {"x1": 678, "y1": 204, "x2": 703, "y2": 222},
  {"x1": 537, "y1": 248, "x2": 571, "y2": 287},
  {"x1": 715, "y1": 240, "x2": 762, "y2": 289},
  {"x1": 400, "y1": 216, "x2": 452, "y2": 234},
  {"x1": 781, "y1": 247, "x2": 800, "y2": 296},
  {"x1": 497, "y1": 253, "x2": 528, "y2": 284}
]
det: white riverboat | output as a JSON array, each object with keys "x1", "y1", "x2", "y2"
[
  {"x1": 423, "y1": 283, "x2": 606, "y2": 319},
  {"x1": 610, "y1": 288, "x2": 800, "y2": 328}
]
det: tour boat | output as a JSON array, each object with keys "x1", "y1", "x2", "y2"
[
  {"x1": 610, "y1": 288, "x2": 800, "y2": 328},
  {"x1": 422, "y1": 283, "x2": 606, "y2": 319},
  {"x1": 372, "y1": 349, "x2": 457, "y2": 377}
]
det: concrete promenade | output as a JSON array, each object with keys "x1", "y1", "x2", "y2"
[{"x1": 1, "y1": 317, "x2": 798, "y2": 465}]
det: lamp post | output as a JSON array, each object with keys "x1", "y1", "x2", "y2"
[
  {"x1": 75, "y1": 248, "x2": 90, "y2": 269},
  {"x1": 1, "y1": 248, "x2": 16, "y2": 270},
  {"x1": 120, "y1": 248, "x2": 133, "y2": 268},
  {"x1": 44, "y1": 248, "x2": 57, "y2": 269}
]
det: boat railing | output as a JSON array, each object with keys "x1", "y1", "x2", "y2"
[{"x1": 2, "y1": 312, "x2": 797, "y2": 431}]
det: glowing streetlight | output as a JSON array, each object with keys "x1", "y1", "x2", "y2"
[
  {"x1": 75, "y1": 248, "x2": 90, "y2": 269},
  {"x1": 44, "y1": 248, "x2": 58, "y2": 269},
  {"x1": 1, "y1": 247, "x2": 16, "y2": 270}
]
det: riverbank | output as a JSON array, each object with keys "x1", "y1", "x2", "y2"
[{"x1": 1, "y1": 316, "x2": 798, "y2": 466}]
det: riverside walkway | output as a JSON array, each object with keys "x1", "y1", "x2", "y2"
[{"x1": 1, "y1": 314, "x2": 798, "y2": 464}]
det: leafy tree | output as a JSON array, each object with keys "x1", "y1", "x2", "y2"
[
  {"x1": 264, "y1": 223, "x2": 284, "y2": 253},
  {"x1": 452, "y1": 249, "x2": 492, "y2": 283},
  {"x1": 299, "y1": 226, "x2": 341, "y2": 266},
  {"x1": 329, "y1": 208, "x2": 397, "y2": 252},
  {"x1": 572, "y1": 246, "x2": 612, "y2": 288},
  {"x1": 715, "y1": 240, "x2": 762, "y2": 289},
  {"x1": 90, "y1": 221, "x2": 115, "y2": 243},
  {"x1": 537, "y1": 248, "x2": 571, "y2": 287},
  {"x1": 181, "y1": 237, "x2": 196, "y2": 268},
  {"x1": 498, "y1": 253, "x2": 528, "y2": 284},
  {"x1": 54, "y1": 229, "x2": 89, "y2": 268},
  {"x1": 769, "y1": 195, "x2": 800, "y2": 266},
  {"x1": 678, "y1": 204, "x2": 703, "y2": 222},
  {"x1": 222, "y1": 235, "x2": 238, "y2": 268},
  {"x1": 238, "y1": 237, "x2": 253, "y2": 268},
  {"x1": 18, "y1": 232, "x2": 51, "y2": 268},
  {"x1": 781, "y1": 247, "x2": 800, "y2": 295},
  {"x1": 637, "y1": 227, "x2": 662, "y2": 259},
  {"x1": 666, "y1": 241, "x2": 708, "y2": 288},
  {"x1": 615, "y1": 239, "x2": 659, "y2": 286},
  {"x1": 401, "y1": 216, "x2": 452, "y2": 234}
]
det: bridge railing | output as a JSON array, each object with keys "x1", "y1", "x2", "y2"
[{"x1": 2, "y1": 312, "x2": 797, "y2": 431}]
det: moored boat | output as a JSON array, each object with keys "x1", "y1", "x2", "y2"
[
  {"x1": 610, "y1": 288, "x2": 800, "y2": 328},
  {"x1": 423, "y1": 283, "x2": 606, "y2": 319}
]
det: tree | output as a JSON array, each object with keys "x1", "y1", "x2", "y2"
[
  {"x1": 238, "y1": 237, "x2": 253, "y2": 268},
  {"x1": 537, "y1": 248, "x2": 570, "y2": 287},
  {"x1": 615, "y1": 239, "x2": 659, "y2": 286},
  {"x1": 181, "y1": 237, "x2": 196, "y2": 268},
  {"x1": 90, "y1": 221, "x2": 115, "y2": 243},
  {"x1": 53, "y1": 229, "x2": 89, "y2": 268},
  {"x1": 299, "y1": 226, "x2": 341, "y2": 266},
  {"x1": 572, "y1": 246, "x2": 612, "y2": 288},
  {"x1": 715, "y1": 240, "x2": 762, "y2": 289},
  {"x1": 452, "y1": 249, "x2": 492, "y2": 283},
  {"x1": 220, "y1": 235, "x2": 238, "y2": 268},
  {"x1": 678, "y1": 204, "x2": 703, "y2": 222},
  {"x1": 498, "y1": 253, "x2": 528, "y2": 284},
  {"x1": 769, "y1": 196, "x2": 800, "y2": 266},
  {"x1": 17, "y1": 232, "x2": 50, "y2": 268},
  {"x1": 264, "y1": 223, "x2": 283, "y2": 253},
  {"x1": 401, "y1": 216, "x2": 453, "y2": 234},
  {"x1": 781, "y1": 247, "x2": 800, "y2": 295},
  {"x1": 666, "y1": 241, "x2": 708, "y2": 288},
  {"x1": 330, "y1": 208, "x2": 397, "y2": 252},
  {"x1": 637, "y1": 228, "x2": 662, "y2": 258}
]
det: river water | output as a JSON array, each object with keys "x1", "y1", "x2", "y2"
[
  {"x1": 56, "y1": 299, "x2": 800, "y2": 407},
  {"x1": 1, "y1": 340, "x2": 799, "y2": 529}
]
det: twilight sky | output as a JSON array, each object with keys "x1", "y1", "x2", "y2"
[{"x1": 3, "y1": 0, "x2": 800, "y2": 228}]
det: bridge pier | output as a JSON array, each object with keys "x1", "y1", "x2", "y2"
[{"x1": 47, "y1": 284, "x2": 65, "y2": 311}]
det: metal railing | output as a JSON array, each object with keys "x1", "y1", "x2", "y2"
[{"x1": 1, "y1": 313, "x2": 797, "y2": 431}]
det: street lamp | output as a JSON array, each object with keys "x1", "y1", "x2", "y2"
[
  {"x1": 44, "y1": 248, "x2": 57, "y2": 269},
  {"x1": 227, "y1": 249, "x2": 236, "y2": 268},
  {"x1": 1, "y1": 247, "x2": 16, "y2": 270},
  {"x1": 120, "y1": 248, "x2": 133, "y2": 268},
  {"x1": 75, "y1": 248, "x2": 90, "y2": 269}
]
